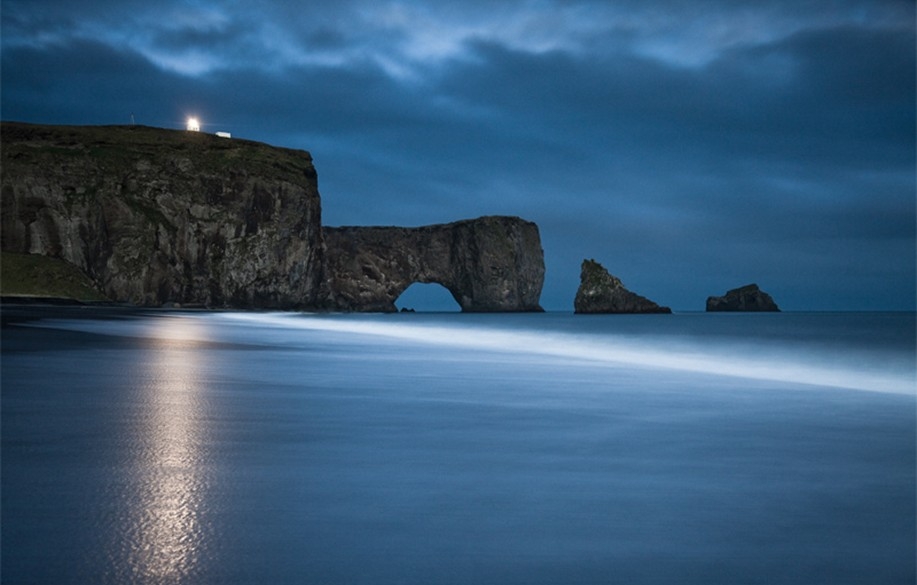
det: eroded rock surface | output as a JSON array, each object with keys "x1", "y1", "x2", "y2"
[
  {"x1": 706, "y1": 284, "x2": 780, "y2": 312},
  {"x1": 1, "y1": 122, "x2": 325, "y2": 308},
  {"x1": 574, "y1": 259, "x2": 671, "y2": 314},
  {"x1": 2, "y1": 123, "x2": 548, "y2": 311},
  {"x1": 323, "y1": 216, "x2": 545, "y2": 312}
]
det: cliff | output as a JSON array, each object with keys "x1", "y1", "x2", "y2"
[
  {"x1": 1, "y1": 122, "x2": 325, "y2": 308},
  {"x1": 324, "y1": 216, "x2": 545, "y2": 312},
  {"x1": 1, "y1": 122, "x2": 547, "y2": 312},
  {"x1": 706, "y1": 284, "x2": 780, "y2": 312},
  {"x1": 574, "y1": 259, "x2": 671, "y2": 314}
]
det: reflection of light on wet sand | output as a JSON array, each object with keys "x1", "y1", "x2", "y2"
[{"x1": 126, "y1": 316, "x2": 211, "y2": 582}]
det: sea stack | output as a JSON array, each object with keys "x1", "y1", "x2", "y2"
[
  {"x1": 706, "y1": 284, "x2": 780, "y2": 312},
  {"x1": 573, "y1": 259, "x2": 671, "y2": 314}
]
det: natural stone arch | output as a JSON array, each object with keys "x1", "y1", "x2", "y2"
[
  {"x1": 322, "y1": 216, "x2": 545, "y2": 312},
  {"x1": 395, "y1": 282, "x2": 462, "y2": 312}
]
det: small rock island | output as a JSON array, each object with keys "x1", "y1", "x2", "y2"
[
  {"x1": 706, "y1": 284, "x2": 780, "y2": 312},
  {"x1": 574, "y1": 259, "x2": 671, "y2": 314}
]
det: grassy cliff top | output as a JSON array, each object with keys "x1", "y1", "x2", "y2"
[
  {"x1": 1, "y1": 252, "x2": 108, "y2": 302},
  {"x1": 1, "y1": 121, "x2": 316, "y2": 185}
]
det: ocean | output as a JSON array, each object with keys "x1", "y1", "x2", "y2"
[{"x1": 2, "y1": 308, "x2": 914, "y2": 584}]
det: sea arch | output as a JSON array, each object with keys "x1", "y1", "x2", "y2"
[
  {"x1": 395, "y1": 282, "x2": 462, "y2": 312},
  {"x1": 322, "y1": 216, "x2": 545, "y2": 313}
]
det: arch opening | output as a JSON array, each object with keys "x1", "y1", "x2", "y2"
[{"x1": 395, "y1": 282, "x2": 461, "y2": 312}]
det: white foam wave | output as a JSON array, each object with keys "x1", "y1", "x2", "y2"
[{"x1": 219, "y1": 313, "x2": 916, "y2": 396}]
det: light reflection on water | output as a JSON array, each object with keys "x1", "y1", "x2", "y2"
[
  {"x1": 2, "y1": 310, "x2": 914, "y2": 584},
  {"x1": 115, "y1": 316, "x2": 211, "y2": 583}
]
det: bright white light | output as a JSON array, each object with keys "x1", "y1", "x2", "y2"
[{"x1": 186, "y1": 117, "x2": 200, "y2": 132}]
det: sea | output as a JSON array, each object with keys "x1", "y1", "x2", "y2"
[{"x1": 1, "y1": 307, "x2": 915, "y2": 585}]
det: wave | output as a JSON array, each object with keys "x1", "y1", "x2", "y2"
[{"x1": 218, "y1": 313, "x2": 916, "y2": 396}]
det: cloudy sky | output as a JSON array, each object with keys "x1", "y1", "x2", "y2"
[{"x1": 2, "y1": 0, "x2": 914, "y2": 310}]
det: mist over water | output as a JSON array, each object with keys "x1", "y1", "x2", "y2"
[
  {"x1": 2, "y1": 310, "x2": 915, "y2": 584},
  {"x1": 218, "y1": 312, "x2": 915, "y2": 395}
]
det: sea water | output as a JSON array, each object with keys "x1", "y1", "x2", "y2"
[{"x1": 2, "y1": 309, "x2": 914, "y2": 584}]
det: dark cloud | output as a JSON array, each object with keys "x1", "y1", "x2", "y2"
[
  {"x1": 1, "y1": 0, "x2": 913, "y2": 310},
  {"x1": 1, "y1": 40, "x2": 186, "y2": 125},
  {"x1": 150, "y1": 20, "x2": 249, "y2": 53}
]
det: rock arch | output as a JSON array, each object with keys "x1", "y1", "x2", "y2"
[
  {"x1": 395, "y1": 282, "x2": 462, "y2": 311},
  {"x1": 322, "y1": 216, "x2": 545, "y2": 312}
]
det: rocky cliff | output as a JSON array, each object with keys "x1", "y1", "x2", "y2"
[
  {"x1": 324, "y1": 216, "x2": 545, "y2": 312},
  {"x1": 1, "y1": 122, "x2": 547, "y2": 312},
  {"x1": 706, "y1": 284, "x2": 780, "y2": 312},
  {"x1": 574, "y1": 259, "x2": 671, "y2": 314},
  {"x1": 2, "y1": 122, "x2": 324, "y2": 308}
]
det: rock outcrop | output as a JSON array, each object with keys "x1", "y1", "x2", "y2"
[
  {"x1": 1, "y1": 122, "x2": 548, "y2": 312},
  {"x1": 573, "y1": 259, "x2": 671, "y2": 314},
  {"x1": 706, "y1": 284, "x2": 780, "y2": 312},
  {"x1": 324, "y1": 216, "x2": 545, "y2": 312},
  {"x1": 1, "y1": 122, "x2": 325, "y2": 308}
]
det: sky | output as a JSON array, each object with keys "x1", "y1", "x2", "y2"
[{"x1": 2, "y1": 0, "x2": 914, "y2": 311}]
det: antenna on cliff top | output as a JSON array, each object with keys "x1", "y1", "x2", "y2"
[{"x1": 130, "y1": 112, "x2": 135, "y2": 126}]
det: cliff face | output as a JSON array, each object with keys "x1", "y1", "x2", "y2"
[
  {"x1": 324, "y1": 216, "x2": 545, "y2": 312},
  {"x1": 1, "y1": 123, "x2": 548, "y2": 312},
  {"x1": 574, "y1": 259, "x2": 671, "y2": 314},
  {"x1": 1, "y1": 122, "x2": 324, "y2": 308}
]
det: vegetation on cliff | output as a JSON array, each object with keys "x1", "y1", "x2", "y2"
[
  {"x1": 2, "y1": 122, "x2": 324, "y2": 308},
  {"x1": 1, "y1": 123, "x2": 547, "y2": 312},
  {"x1": 1, "y1": 251, "x2": 108, "y2": 301}
]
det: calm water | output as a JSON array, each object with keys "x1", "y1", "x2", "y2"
[{"x1": 2, "y1": 308, "x2": 915, "y2": 584}]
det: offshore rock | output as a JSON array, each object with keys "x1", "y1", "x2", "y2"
[
  {"x1": 1, "y1": 122, "x2": 324, "y2": 308},
  {"x1": 706, "y1": 283, "x2": 780, "y2": 312},
  {"x1": 574, "y1": 259, "x2": 671, "y2": 314},
  {"x1": 323, "y1": 216, "x2": 545, "y2": 312}
]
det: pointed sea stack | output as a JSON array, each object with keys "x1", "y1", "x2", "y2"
[
  {"x1": 706, "y1": 284, "x2": 780, "y2": 312},
  {"x1": 574, "y1": 259, "x2": 671, "y2": 314}
]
